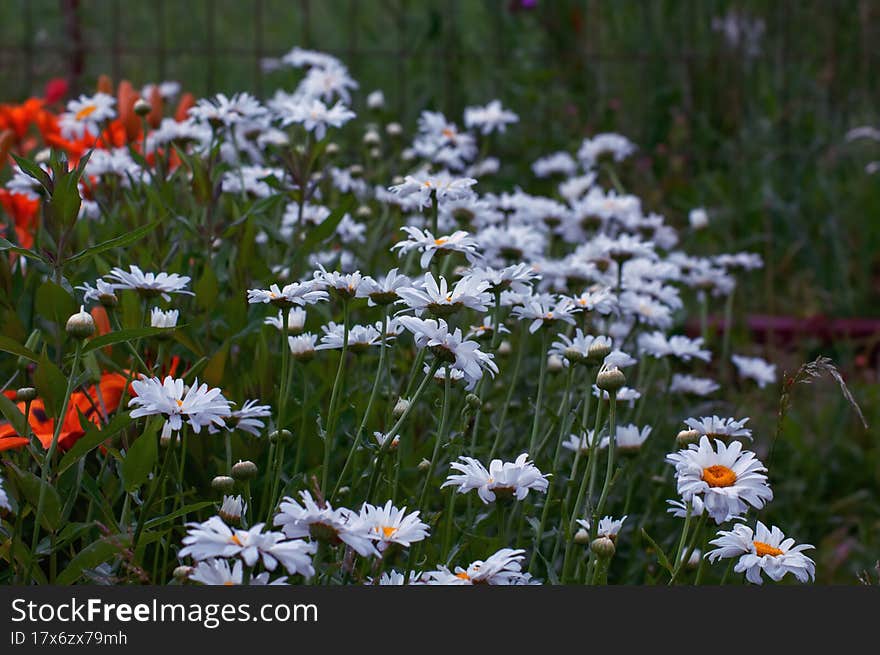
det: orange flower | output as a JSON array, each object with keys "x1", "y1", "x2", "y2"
[
  {"x1": 0, "y1": 188, "x2": 40, "y2": 250},
  {"x1": 0, "y1": 372, "x2": 132, "y2": 452}
]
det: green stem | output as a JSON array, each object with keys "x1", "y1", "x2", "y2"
[
  {"x1": 527, "y1": 330, "x2": 551, "y2": 455},
  {"x1": 322, "y1": 300, "x2": 350, "y2": 496}
]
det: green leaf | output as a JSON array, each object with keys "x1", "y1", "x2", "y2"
[
  {"x1": 35, "y1": 279, "x2": 78, "y2": 327},
  {"x1": 34, "y1": 350, "x2": 68, "y2": 418},
  {"x1": 81, "y1": 326, "x2": 177, "y2": 354},
  {"x1": 10, "y1": 153, "x2": 52, "y2": 190},
  {"x1": 0, "y1": 237, "x2": 48, "y2": 263},
  {"x1": 121, "y1": 421, "x2": 159, "y2": 492},
  {"x1": 0, "y1": 335, "x2": 39, "y2": 362},
  {"x1": 56, "y1": 535, "x2": 130, "y2": 585},
  {"x1": 194, "y1": 266, "x2": 218, "y2": 311},
  {"x1": 300, "y1": 195, "x2": 355, "y2": 251},
  {"x1": 203, "y1": 343, "x2": 229, "y2": 387},
  {"x1": 57, "y1": 412, "x2": 131, "y2": 476},
  {"x1": 66, "y1": 221, "x2": 159, "y2": 266},
  {"x1": 8, "y1": 464, "x2": 62, "y2": 531},
  {"x1": 0, "y1": 392, "x2": 28, "y2": 436},
  {"x1": 641, "y1": 528, "x2": 675, "y2": 574}
]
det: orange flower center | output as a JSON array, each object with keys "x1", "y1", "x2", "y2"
[
  {"x1": 176, "y1": 399, "x2": 184, "y2": 407},
  {"x1": 75, "y1": 104, "x2": 98, "y2": 120},
  {"x1": 434, "y1": 237, "x2": 448, "y2": 246},
  {"x1": 753, "y1": 541, "x2": 784, "y2": 557},
  {"x1": 702, "y1": 464, "x2": 737, "y2": 487},
  {"x1": 230, "y1": 534, "x2": 243, "y2": 546},
  {"x1": 455, "y1": 571, "x2": 470, "y2": 580},
  {"x1": 381, "y1": 526, "x2": 397, "y2": 539},
  {"x1": 223, "y1": 581, "x2": 235, "y2": 586},
  {"x1": 442, "y1": 128, "x2": 455, "y2": 139}
]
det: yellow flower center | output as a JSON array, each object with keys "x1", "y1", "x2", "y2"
[
  {"x1": 381, "y1": 526, "x2": 397, "y2": 539},
  {"x1": 75, "y1": 104, "x2": 98, "y2": 120},
  {"x1": 754, "y1": 541, "x2": 784, "y2": 557},
  {"x1": 223, "y1": 581, "x2": 235, "y2": 586},
  {"x1": 434, "y1": 237, "x2": 448, "y2": 246},
  {"x1": 176, "y1": 399, "x2": 184, "y2": 407},
  {"x1": 702, "y1": 464, "x2": 737, "y2": 488},
  {"x1": 545, "y1": 312, "x2": 554, "y2": 319},
  {"x1": 442, "y1": 128, "x2": 456, "y2": 139},
  {"x1": 455, "y1": 571, "x2": 470, "y2": 580},
  {"x1": 230, "y1": 534, "x2": 243, "y2": 546}
]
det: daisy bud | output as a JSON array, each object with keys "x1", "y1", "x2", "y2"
[
  {"x1": 66, "y1": 306, "x2": 96, "y2": 340},
  {"x1": 134, "y1": 98, "x2": 152, "y2": 116},
  {"x1": 348, "y1": 164, "x2": 364, "y2": 179},
  {"x1": 338, "y1": 486, "x2": 350, "y2": 495},
  {"x1": 587, "y1": 340, "x2": 612, "y2": 364},
  {"x1": 386, "y1": 122, "x2": 403, "y2": 137},
  {"x1": 369, "y1": 147, "x2": 381, "y2": 159},
  {"x1": 596, "y1": 367, "x2": 626, "y2": 393},
  {"x1": 173, "y1": 565, "x2": 194, "y2": 582},
  {"x1": 418, "y1": 458, "x2": 431, "y2": 471},
  {"x1": 231, "y1": 460, "x2": 258, "y2": 481},
  {"x1": 547, "y1": 355, "x2": 564, "y2": 373},
  {"x1": 564, "y1": 346, "x2": 587, "y2": 365},
  {"x1": 355, "y1": 205, "x2": 372, "y2": 219},
  {"x1": 392, "y1": 398, "x2": 410, "y2": 418},
  {"x1": 211, "y1": 476, "x2": 236, "y2": 493},
  {"x1": 676, "y1": 428, "x2": 701, "y2": 448},
  {"x1": 363, "y1": 129, "x2": 380, "y2": 146},
  {"x1": 465, "y1": 393, "x2": 482, "y2": 410},
  {"x1": 99, "y1": 291, "x2": 118, "y2": 309},
  {"x1": 590, "y1": 536, "x2": 616, "y2": 559},
  {"x1": 574, "y1": 528, "x2": 590, "y2": 545},
  {"x1": 497, "y1": 340, "x2": 512, "y2": 356},
  {"x1": 269, "y1": 429, "x2": 293, "y2": 444},
  {"x1": 324, "y1": 142, "x2": 339, "y2": 157},
  {"x1": 219, "y1": 495, "x2": 245, "y2": 525},
  {"x1": 15, "y1": 387, "x2": 37, "y2": 403}
]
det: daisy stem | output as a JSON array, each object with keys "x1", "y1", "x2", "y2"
[
  {"x1": 489, "y1": 322, "x2": 527, "y2": 460},
  {"x1": 668, "y1": 501, "x2": 694, "y2": 585},
  {"x1": 27, "y1": 340, "x2": 82, "y2": 583},
  {"x1": 675, "y1": 513, "x2": 708, "y2": 585},
  {"x1": 593, "y1": 393, "x2": 618, "y2": 525},
  {"x1": 331, "y1": 306, "x2": 389, "y2": 504},
  {"x1": 225, "y1": 431, "x2": 232, "y2": 472},
  {"x1": 720, "y1": 284, "x2": 735, "y2": 383},
  {"x1": 529, "y1": 364, "x2": 575, "y2": 574},
  {"x1": 132, "y1": 436, "x2": 175, "y2": 551},
  {"x1": 365, "y1": 360, "x2": 441, "y2": 504},
  {"x1": 321, "y1": 299, "x2": 350, "y2": 496},
  {"x1": 527, "y1": 330, "x2": 551, "y2": 455},
  {"x1": 699, "y1": 291, "x2": 709, "y2": 344},
  {"x1": 417, "y1": 367, "x2": 452, "y2": 515},
  {"x1": 468, "y1": 289, "x2": 503, "y2": 453},
  {"x1": 562, "y1": 397, "x2": 605, "y2": 582},
  {"x1": 430, "y1": 190, "x2": 439, "y2": 235},
  {"x1": 294, "y1": 365, "x2": 308, "y2": 475}
]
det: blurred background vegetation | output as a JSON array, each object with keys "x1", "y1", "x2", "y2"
[{"x1": 0, "y1": 0, "x2": 877, "y2": 581}]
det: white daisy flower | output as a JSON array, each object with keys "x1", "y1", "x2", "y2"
[
  {"x1": 666, "y1": 436, "x2": 773, "y2": 524},
  {"x1": 264, "y1": 308, "x2": 307, "y2": 333},
  {"x1": 189, "y1": 559, "x2": 286, "y2": 586},
  {"x1": 0, "y1": 475, "x2": 11, "y2": 512},
  {"x1": 511, "y1": 295, "x2": 578, "y2": 334},
  {"x1": 189, "y1": 92, "x2": 267, "y2": 128},
  {"x1": 76, "y1": 279, "x2": 117, "y2": 306},
  {"x1": 274, "y1": 491, "x2": 378, "y2": 558},
  {"x1": 105, "y1": 265, "x2": 193, "y2": 302},
  {"x1": 316, "y1": 321, "x2": 384, "y2": 352},
  {"x1": 388, "y1": 172, "x2": 477, "y2": 209},
  {"x1": 391, "y1": 226, "x2": 482, "y2": 268},
  {"x1": 731, "y1": 354, "x2": 777, "y2": 389},
  {"x1": 218, "y1": 495, "x2": 246, "y2": 524},
  {"x1": 532, "y1": 151, "x2": 578, "y2": 178},
  {"x1": 670, "y1": 374, "x2": 720, "y2": 396},
  {"x1": 706, "y1": 521, "x2": 815, "y2": 585},
  {"x1": 576, "y1": 132, "x2": 636, "y2": 167},
  {"x1": 396, "y1": 273, "x2": 491, "y2": 316},
  {"x1": 150, "y1": 308, "x2": 179, "y2": 329},
  {"x1": 683, "y1": 416, "x2": 752, "y2": 441},
  {"x1": 59, "y1": 93, "x2": 116, "y2": 139},
  {"x1": 398, "y1": 316, "x2": 497, "y2": 389},
  {"x1": 637, "y1": 331, "x2": 711, "y2": 362},
  {"x1": 128, "y1": 376, "x2": 232, "y2": 440},
  {"x1": 247, "y1": 280, "x2": 329, "y2": 308},
  {"x1": 463, "y1": 99, "x2": 519, "y2": 134},
  {"x1": 592, "y1": 385, "x2": 641, "y2": 404},
  {"x1": 427, "y1": 548, "x2": 537, "y2": 585},
  {"x1": 576, "y1": 516, "x2": 627, "y2": 541},
  {"x1": 179, "y1": 516, "x2": 316, "y2": 577},
  {"x1": 442, "y1": 453, "x2": 549, "y2": 504},
  {"x1": 357, "y1": 500, "x2": 429, "y2": 552},
  {"x1": 470, "y1": 263, "x2": 540, "y2": 294},
  {"x1": 287, "y1": 333, "x2": 319, "y2": 361},
  {"x1": 356, "y1": 268, "x2": 412, "y2": 306},
  {"x1": 689, "y1": 207, "x2": 709, "y2": 229},
  {"x1": 276, "y1": 98, "x2": 355, "y2": 140},
  {"x1": 599, "y1": 424, "x2": 651, "y2": 452},
  {"x1": 224, "y1": 399, "x2": 272, "y2": 437},
  {"x1": 371, "y1": 570, "x2": 427, "y2": 585}
]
